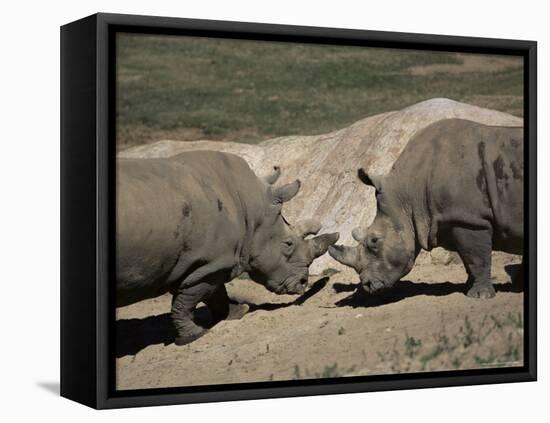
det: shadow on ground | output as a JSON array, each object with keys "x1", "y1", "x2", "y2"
[
  {"x1": 116, "y1": 313, "x2": 175, "y2": 357},
  {"x1": 245, "y1": 277, "x2": 329, "y2": 312},
  {"x1": 334, "y1": 273, "x2": 523, "y2": 308},
  {"x1": 115, "y1": 307, "x2": 215, "y2": 358},
  {"x1": 116, "y1": 278, "x2": 329, "y2": 357}
]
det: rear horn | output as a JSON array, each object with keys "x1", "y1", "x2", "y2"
[
  {"x1": 264, "y1": 166, "x2": 281, "y2": 185},
  {"x1": 352, "y1": 227, "x2": 367, "y2": 242},
  {"x1": 293, "y1": 219, "x2": 322, "y2": 238}
]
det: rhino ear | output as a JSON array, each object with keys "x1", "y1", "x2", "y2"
[
  {"x1": 309, "y1": 232, "x2": 340, "y2": 258},
  {"x1": 272, "y1": 179, "x2": 301, "y2": 204},
  {"x1": 358, "y1": 168, "x2": 383, "y2": 193},
  {"x1": 264, "y1": 165, "x2": 281, "y2": 185}
]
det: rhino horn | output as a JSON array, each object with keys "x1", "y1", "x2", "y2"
[
  {"x1": 272, "y1": 179, "x2": 301, "y2": 204},
  {"x1": 293, "y1": 219, "x2": 322, "y2": 238},
  {"x1": 328, "y1": 244, "x2": 359, "y2": 268},
  {"x1": 352, "y1": 227, "x2": 367, "y2": 242},
  {"x1": 309, "y1": 232, "x2": 340, "y2": 258},
  {"x1": 264, "y1": 165, "x2": 281, "y2": 185}
]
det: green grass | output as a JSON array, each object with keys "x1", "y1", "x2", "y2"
[
  {"x1": 291, "y1": 312, "x2": 523, "y2": 379},
  {"x1": 377, "y1": 313, "x2": 524, "y2": 372},
  {"x1": 116, "y1": 33, "x2": 523, "y2": 148},
  {"x1": 293, "y1": 363, "x2": 357, "y2": 379}
]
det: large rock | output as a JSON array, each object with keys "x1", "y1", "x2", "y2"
[{"x1": 120, "y1": 98, "x2": 523, "y2": 273}]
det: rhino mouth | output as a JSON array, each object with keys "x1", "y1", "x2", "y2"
[
  {"x1": 360, "y1": 272, "x2": 394, "y2": 295},
  {"x1": 277, "y1": 272, "x2": 309, "y2": 295}
]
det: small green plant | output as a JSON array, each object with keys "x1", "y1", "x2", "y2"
[
  {"x1": 490, "y1": 315, "x2": 503, "y2": 330},
  {"x1": 321, "y1": 268, "x2": 340, "y2": 277},
  {"x1": 507, "y1": 312, "x2": 523, "y2": 330},
  {"x1": 293, "y1": 365, "x2": 302, "y2": 380},
  {"x1": 318, "y1": 363, "x2": 340, "y2": 378},
  {"x1": 420, "y1": 344, "x2": 445, "y2": 370},
  {"x1": 292, "y1": 363, "x2": 358, "y2": 380},
  {"x1": 459, "y1": 316, "x2": 477, "y2": 347},
  {"x1": 474, "y1": 351, "x2": 498, "y2": 366},
  {"x1": 404, "y1": 334, "x2": 422, "y2": 359},
  {"x1": 502, "y1": 333, "x2": 520, "y2": 362}
]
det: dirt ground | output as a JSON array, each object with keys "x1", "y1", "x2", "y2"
[{"x1": 115, "y1": 252, "x2": 523, "y2": 390}]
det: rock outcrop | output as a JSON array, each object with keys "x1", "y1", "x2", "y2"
[{"x1": 120, "y1": 98, "x2": 523, "y2": 273}]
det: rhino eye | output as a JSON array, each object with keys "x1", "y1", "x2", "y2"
[
  {"x1": 282, "y1": 239, "x2": 295, "y2": 257},
  {"x1": 368, "y1": 236, "x2": 379, "y2": 246},
  {"x1": 367, "y1": 236, "x2": 380, "y2": 253}
]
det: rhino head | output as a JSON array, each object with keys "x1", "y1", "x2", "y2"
[
  {"x1": 248, "y1": 167, "x2": 339, "y2": 295},
  {"x1": 329, "y1": 168, "x2": 418, "y2": 294}
]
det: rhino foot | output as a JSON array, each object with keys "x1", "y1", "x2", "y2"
[
  {"x1": 466, "y1": 283, "x2": 496, "y2": 299},
  {"x1": 174, "y1": 327, "x2": 207, "y2": 346},
  {"x1": 227, "y1": 303, "x2": 250, "y2": 320}
]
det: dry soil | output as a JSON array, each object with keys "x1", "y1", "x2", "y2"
[{"x1": 115, "y1": 252, "x2": 523, "y2": 390}]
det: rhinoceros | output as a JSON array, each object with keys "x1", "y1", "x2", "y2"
[
  {"x1": 117, "y1": 150, "x2": 339, "y2": 345},
  {"x1": 329, "y1": 119, "x2": 523, "y2": 299}
]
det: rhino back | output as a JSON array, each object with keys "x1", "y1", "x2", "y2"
[
  {"x1": 391, "y1": 119, "x2": 523, "y2": 252},
  {"x1": 116, "y1": 150, "x2": 266, "y2": 306}
]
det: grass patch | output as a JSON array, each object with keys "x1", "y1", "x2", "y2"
[
  {"x1": 376, "y1": 312, "x2": 524, "y2": 373},
  {"x1": 321, "y1": 267, "x2": 341, "y2": 277},
  {"x1": 404, "y1": 333, "x2": 422, "y2": 358},
  {"x1": 293, "y1": 363, "x2": 357, "y2": 379},
  {"x1": 293, "y1": 312, "x2": 523, "y2": 380},
  {"x1": 116, "y1": 33, "x2": 523, "y2": 148}
]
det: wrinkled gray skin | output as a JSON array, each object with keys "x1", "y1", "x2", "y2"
[
  {"x1": 117, "y1": 150, "x2": 339, "y2": 345},
  {"x1": 329, "y1": 119, "x2": 523, "y2": 299}
]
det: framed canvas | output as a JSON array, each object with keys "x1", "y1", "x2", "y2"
[{"x1": 60, "y1": 13, "x2": 537, "y2": 409}]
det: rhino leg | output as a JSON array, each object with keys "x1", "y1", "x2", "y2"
[
  {"x1": 171, "y1": 282, "x2": 211, "y2": 346},
  {"x1": 451, "y1": 226, "x2": 496, "y2": 299},
  {"x1": 204, "y1": 284, "x2": 249, "y2": 322}
]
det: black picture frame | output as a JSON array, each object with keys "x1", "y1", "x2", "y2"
[{"x1": 60, "y1": 12, "x2": 537, "y2": 409}]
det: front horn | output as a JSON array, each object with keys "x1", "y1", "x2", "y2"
[{"x1": 328, "y1": 244, "x2": 359, "y2": 268}]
